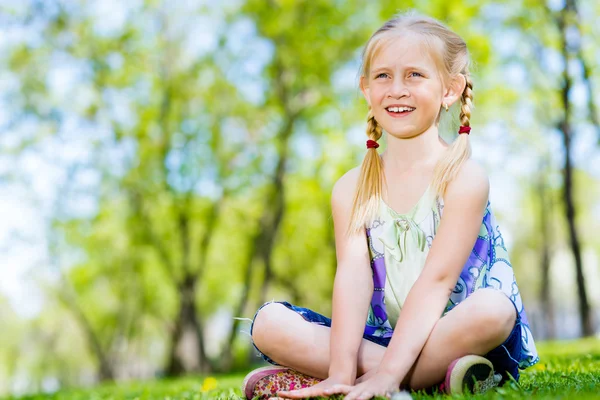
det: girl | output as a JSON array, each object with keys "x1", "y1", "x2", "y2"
[{"x1": 242, "y1": 12, "x2": 538, "y2": 400}]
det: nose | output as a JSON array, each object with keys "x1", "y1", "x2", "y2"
[{"x1": 388, "y1": 77, "x2": 409, "y2": 98}]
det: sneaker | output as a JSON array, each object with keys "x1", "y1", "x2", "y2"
[
  {"x1": 440, "y1": 355, "x2": 502, "y2": 395},
  {"x1": 241, "y1": 366, "x2": 322, "y2": 399}
]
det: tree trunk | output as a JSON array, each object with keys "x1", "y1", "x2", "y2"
[
  {"x1": 557, "y1": 1, "x2": 593, "y2": 337},
  {"x1": 220, "y1": 254, "x2": 254, "y2": 371},
  {"x1": 258, "y1": 115, "x2": 293, "y2": 306},
  {"x1": 220, "y1": 96, "x2": 297, "y2": 367},
  {"x1": 166, "y1": 274, "x2": 208, "y2": 375},
  {"x1": 537, "y1": 167, "x2": 555, "y2": 339},
  {"x1": 61, "y1": 293, "x2": 115, "y2": 381},
  {"x1": 561, "y1": 126, "x2": 592, "y2": 336},
  {"x1": 219, "y1": 142, "x2": 293, "y2": 368},
  {"x1": 51, "y1": 166, "x2": 116, "y2": 382}
]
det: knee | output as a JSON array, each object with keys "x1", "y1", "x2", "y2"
[
  {"x1": 463, "y1": 288, "x2": 516, "y2": 344},
  {"x1": 251, "y1": 302, "x2": 289, "y2": 353}
]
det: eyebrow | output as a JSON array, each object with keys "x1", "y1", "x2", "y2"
[{"x1": 371, "y1": 65, "x2": 429, "y2": 73}]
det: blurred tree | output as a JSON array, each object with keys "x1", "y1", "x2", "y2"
[
  {"x1": 537, "y1": 157, "x2": 556, "y2": 339},
  {"x1": 552, "y1": 0, "x2": 594, "y2": 336},
  {"x1": 218, "y1": 0, "x2": 378, "y2": 369},
  {"x1": 511, "y1": 157, "x2": 560, "y2": 339},
  {"x1": 6, "y1": 1, "x2": 253, "y2": 377},
  {"x1": 506, "y1": 0, "x2": 599, "y2": 337},
  {"x1": 4, "y1": 0, "x2": 380, "y2": 379}
]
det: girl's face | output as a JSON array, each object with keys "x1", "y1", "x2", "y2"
[{"x1": 361, "y1": 34, "x2": 458, "y2": 139}]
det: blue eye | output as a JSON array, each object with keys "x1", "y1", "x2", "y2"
[
  {"x1": 410, "y1": 72, "x2": 423, "y2": 77},
  {"x1": 375, "y1": 72, "x2": 389, "y2": 79}
]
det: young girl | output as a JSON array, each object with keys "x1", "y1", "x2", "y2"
[{"x1": 242, "y1": 12, "x2": 538, "y2": 400}]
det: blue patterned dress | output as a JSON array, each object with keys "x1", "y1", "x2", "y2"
[{"x1": 364, "y1": 184, "x2": 539, "y2": 369}]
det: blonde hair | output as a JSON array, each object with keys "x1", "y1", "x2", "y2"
[{"x1": 348, "y1": 12, "x2": 473, "y2": 235}]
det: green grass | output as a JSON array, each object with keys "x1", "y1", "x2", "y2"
[{"x1": 6, "y1": 338, "x2": 600, "y2": 399}]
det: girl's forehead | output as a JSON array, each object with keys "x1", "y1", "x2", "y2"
[{"x1": 371, "y1": 35, "x2": 437, "y2": 71}]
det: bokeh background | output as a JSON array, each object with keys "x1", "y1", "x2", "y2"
[{"x1": 1, "y1": 0, "x2": 599, "y2": 397}]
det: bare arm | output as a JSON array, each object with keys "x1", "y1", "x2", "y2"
[
  {"x1": 328, "y1": 161, "x2": 492, "y2": 400},
  {"x1": 276, "y1": 169, "x2": 374, "y2": 399},
  {"x1": 377, "y1": 160, "x2": 490, "y2": 382},
  {"x1": 327, "y1": 170, "x2": 374, "y2": 384}
]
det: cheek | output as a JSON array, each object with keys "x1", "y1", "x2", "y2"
[
  {"x1": 416, "y1": 88, "x2": 442, "y2": 106},
  {"x1": 370, "y1": 87, "x2": 386, "y2": 103}
]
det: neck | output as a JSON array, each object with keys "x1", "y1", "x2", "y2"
[{"x1": 381, "y1": 125, "x2": 447, "y2": 174}]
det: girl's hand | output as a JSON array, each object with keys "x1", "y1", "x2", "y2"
[
  {"x1": 322, "y1": 371, "x2": 402, "y2": 400},
  {"x1": 355, "y1": 368, "x2": 377, "y2": 384},
  {"x1": 274, "y1": 376, "x2": 353, "y2": 399}
]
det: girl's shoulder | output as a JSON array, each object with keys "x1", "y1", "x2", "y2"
[
  {"x1": 444, "y1": 159, "x2": 489, "y2": 205},
  {"x1": 331, "y1": 165, "x2": 361, "y2": 205}
]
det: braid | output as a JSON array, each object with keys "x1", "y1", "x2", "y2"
[
  {"x1": 430, "y1": 73, "x2": 473, "y2": 198},
  {"x1": 460, "y1": 74, "x2": 473, "y2": 127},
  {"x1": 346, "y1": 109, "x2": 385, "y2": 235},
  {"x1": 366, "y1": 109, "x2": 383, "y2": 141}
]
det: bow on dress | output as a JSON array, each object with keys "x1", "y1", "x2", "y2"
[{"x1": 378, "y1": 216, "x2": 426, "y2": 262}]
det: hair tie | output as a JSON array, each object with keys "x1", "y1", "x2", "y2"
[
  {"x1": 458, "y1": 126, "x2": 471, "y2": 135},
  {"x1": 366, "y1": 139, "x2": 379, "y2": 149}
]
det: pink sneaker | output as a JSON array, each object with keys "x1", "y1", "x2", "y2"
[
  {"x1": 439, "y1": 355, "x2": 502, "y2": 395},
  {"x1": 241, "y1": 366, "x2": 322, "y2": 399}
]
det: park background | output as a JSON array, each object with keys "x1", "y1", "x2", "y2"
[{"x1": 0, "y1": 0, "x2": 599, "y2": 397}]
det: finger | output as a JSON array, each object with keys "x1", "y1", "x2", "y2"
[
  {"x1": 275, "y1": 390, "x2": 300, "y2": 399},
  {"x1": 323, "y1": 384, "x2": 353, "y2": 395},
  {"x1": 346, "y1": 390, "x2": 373, "y2": 400},
  {"x1": 344, "y1": 391, "x2": 358, "y2": 400},
  {"x1": 276, "y1": 391, "x2": 303, "y2": 399},
  {"x1": 277, "y1": 388, "x2": 318, "y2": 399},
  {"x1": 358, "y1": 392, "x2": 373, "y2": 400}
]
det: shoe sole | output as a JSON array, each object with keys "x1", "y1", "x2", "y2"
[
  {"x1": 446, "y1": 355, "x2": 496, "y2": 394},
  {"x1": 242, "y1": 366, "x2": 290, "y2": 399}
]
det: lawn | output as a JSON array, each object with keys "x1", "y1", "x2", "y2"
[{"x1": 6, "y1": 338, "x2": 600, "y2": 400}]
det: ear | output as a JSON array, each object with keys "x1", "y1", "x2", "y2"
[
  {"x1": 360, "y1": 75, "x2": 372, "y2": 108},
  {"x1": 442, "y1": 74, "x2": 466, "y2": 108}
]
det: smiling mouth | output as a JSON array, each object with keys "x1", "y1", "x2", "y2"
[{"x1": 385, "y1": 106, "x2": 416, "y2": 114}]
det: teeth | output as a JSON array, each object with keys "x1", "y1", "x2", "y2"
[{"x1": 387, "y1": 106, "x2": 415, "y2": 113}]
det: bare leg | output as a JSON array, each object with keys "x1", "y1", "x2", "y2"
[
  {"x1": 251, "y1": 288, "x2": 516, "y2": 389},
  {"x1": 251, "y1": 303, "x2": 387, "y2": 379},
  {"x1": 404, "y1": 288, "x2": 517, "y2": 389}
]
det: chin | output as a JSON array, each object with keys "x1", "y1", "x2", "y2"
[{"x1": 384, "y1": 126, "x2": 421, "y2": 139}]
